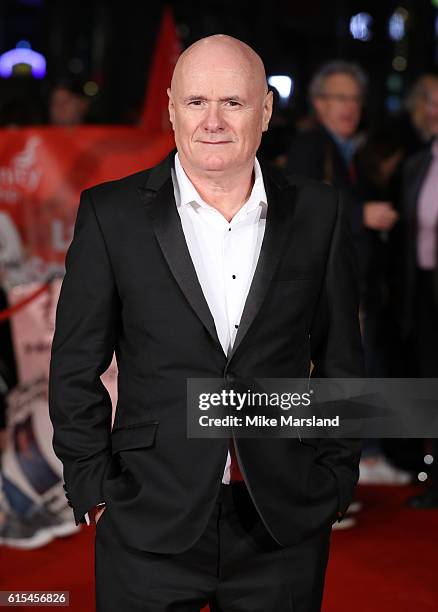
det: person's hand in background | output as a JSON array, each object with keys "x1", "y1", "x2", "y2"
[{"x1": 363, "y1": 201, "x2": 399, "y2": 231}]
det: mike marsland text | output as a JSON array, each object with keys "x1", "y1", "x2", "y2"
[{"x1": 198, "y1": 415, "x2": 340, "y2": 428}]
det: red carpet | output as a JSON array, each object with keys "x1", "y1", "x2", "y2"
[{"x1": 1, "y1": 485, "x2": 438, "y2": 611}]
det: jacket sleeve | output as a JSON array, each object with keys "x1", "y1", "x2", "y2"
[
  {"x1": 49, "y1": 188, "x2": 119, "y2": 525},
  {"x1": 310, "y1": 187, "x2": 365, "y2": 518}
]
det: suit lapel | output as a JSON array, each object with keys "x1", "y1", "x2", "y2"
[
  {"x1": 227, "y1": 166, "x2": 297, "y2": 362},
  {"x1": 139, "y1": 153, "x2": 224, "y2": 356},
  {"x1": 138, "y1": 153, "x2": 298, "y2": 363}
]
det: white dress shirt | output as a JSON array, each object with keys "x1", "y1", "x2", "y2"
[
  {"x1": 85, "y1": 153, "x2": 268, "y2": 524},
  {"x1": 172, "y1": 152, "x2": 267, "y2": 483}
]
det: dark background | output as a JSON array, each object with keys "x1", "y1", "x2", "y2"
[{"x1": 0, "y1": 0, "x2": 437, "y2": 126}]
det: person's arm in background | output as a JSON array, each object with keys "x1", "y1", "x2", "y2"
[
  {"x1": 310, "y1": 188, "x2": 365, "y2": 520},
  {"x1": 49, "y1": 189, "x2": 119, "y2": 525}
]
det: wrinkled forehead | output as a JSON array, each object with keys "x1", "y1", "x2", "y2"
[{"x1": 172, "y1": 46, "x2": 266, "y2": 99}]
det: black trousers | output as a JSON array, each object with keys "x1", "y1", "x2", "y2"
[{"x1": 95, "y1": 482, "x2": 332, "y2": 612}]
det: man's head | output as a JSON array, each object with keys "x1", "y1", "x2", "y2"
[
  {"x1": 309, "y1": 61, "x2": 367, "y2": 140},
  {"x1": 406, "y1": 74, "x2": 438, "y2": 140},
  {"x1": 167, "y1": 35, "x2": 273, "y2": 177},
  {"x1": 49, "y1": 80, "x2": 89, "y2": 126}
]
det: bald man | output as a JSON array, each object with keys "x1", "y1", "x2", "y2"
[{"x1": 49, "y1": 35, "x2": 364, "y2": 612}]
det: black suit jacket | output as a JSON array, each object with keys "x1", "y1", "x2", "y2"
[{"x1": 49, "y1": 151, "x2": 364, "y2": 553}]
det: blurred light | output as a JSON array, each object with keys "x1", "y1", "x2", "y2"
[
  {"x1": 388, "y1": 11, "x2": 406, "y2": 41},
  {"x1": 392, "y1": 56, "x2": 407, "y2": 71},
  {"x1": 418, "y1": 471, "x2": 428, "y2": 482},
  {"x1": 385, "y1": 95, "x2": 401, "y2": 113},
  {"x1": 350, "y1": 13, "x2": 373, "y2": 41},
  {"x1": 435, "y1": 14, "x2": 438, "y2": 37},
  {"x1": 0, "y1": 43, "x2": 46, "y2": 79},
  {"x1": 386, "y1": 73, "x2": 403, "y2": 93},
  {"x1": 424, "y1": 454, "x2": 434, "y2": 465},
  {"x1": 17, "y1": 40, "x2": 31, "y2": 49},
  {"x1": 268, "y1": 75, "x2": 294, "y2": 101},
  {"x1": 84, "y1": 80, "x2": 99, "y2": 96},
  {"x1": 432, "y1": 0, "x2": 438, "y2": 8}
]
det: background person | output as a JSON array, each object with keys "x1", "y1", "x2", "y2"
[{"x1": 286, "y1": 61, "x2": 406, "y2": 488}]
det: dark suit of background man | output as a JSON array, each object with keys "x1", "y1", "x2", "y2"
[
  {"x1": 49, "y1": 35, "x2": 364, "y2": 612},
  {"x1": 400, "y1": 80, "x2": 438, "y2": 509},
  {"x1": 286, "y1": 62, "x2": 404, "y2": 486}
]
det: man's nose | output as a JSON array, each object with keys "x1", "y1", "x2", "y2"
[{"x1": 202, "y1": 104, "x2": 224, "y2": 131}]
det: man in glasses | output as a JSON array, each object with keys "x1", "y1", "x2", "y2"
[
  {"x1": 287, "y1": 62, "x2": 408, "y2": 490},
  {"x1": 287, "y1": 61, "x2": 398, "y2": 239}
]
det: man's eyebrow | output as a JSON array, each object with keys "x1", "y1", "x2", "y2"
[
  {"x1": 183, "y1": 95, "x2": 244, "y2": 102},
  {"x1": 184, "y1": 95, "x2": 208, "y2": 102},
  {"x1": 220, "y1": 95, "x2": 244, "y2": 102}
]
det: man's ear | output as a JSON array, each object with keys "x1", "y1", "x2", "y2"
[
  {"x1": 312, "y1": 96, "x2": 324, "y2": 120},
  {"x1": 262, "y1": 90, "x2": 274, "y2": 132},
  {"x1": 167, "y1": 88, "x2": 175, "y2": 130}
]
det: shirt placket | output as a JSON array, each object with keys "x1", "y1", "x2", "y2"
[{"x1": 224, "y1": 219, "x2": 245, "y2": 353}]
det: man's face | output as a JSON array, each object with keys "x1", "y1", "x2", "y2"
[
  {"x1": 313, "y1": 73, "x2": 363, "y2": 139},
  {"x1": 49, "y1": 87, "x2": 88, "y2": 126},
  {"x1": 425, "y1": 86, "x2": 438, "y2": 137},
  {"x1": 168, "y1": 54, "x2": 272, "y2": 175}
]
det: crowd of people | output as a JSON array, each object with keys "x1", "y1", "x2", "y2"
[
  {"x1": 1, "y1": 60, "x2": 438, "y2": 548},
  {"x1": 262, "y1": 62, "x2": 438, "y2": 525}
]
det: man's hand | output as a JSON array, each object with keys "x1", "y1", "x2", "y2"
[
  {"x1": 363, "y1": 201, "x2": 399, "y2": 231},
  {"x1": 89, "y1": 504, "x2": 106, "y2": 525}
]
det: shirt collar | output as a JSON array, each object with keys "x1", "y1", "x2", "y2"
[
  {"x1": 328, "y1": 129, "x2": 359, "y2": 165},
  {"x1": 174, "y1": 152, "x2": 267, "y2": 215}
]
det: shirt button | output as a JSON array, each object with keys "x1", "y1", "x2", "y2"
[
  {"x1": 232, "y1": 275, "x2": 236, "y2": 279},
  {"x1": 235, "y1": 324, "x2": 239, "y2": 329}
]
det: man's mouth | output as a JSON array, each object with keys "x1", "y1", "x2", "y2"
[{"x1": 198, "y1": 140, "x2": 232, "y2": 144}]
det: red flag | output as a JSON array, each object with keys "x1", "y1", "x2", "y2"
[{"x1": 140, "y1": 5, "x2": 181, "y2": 134}]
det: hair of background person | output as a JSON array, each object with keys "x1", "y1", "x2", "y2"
[{"x1": 308, "y1": 60, "x2": 368, "y2": 100}]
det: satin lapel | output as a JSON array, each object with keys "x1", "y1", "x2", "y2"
[
  {"x1": 227, "y1": 170, "x2": 297, "y2": 362},
  {"x1": 139, "y1": 160, "x2": 224, "y2": 356}
]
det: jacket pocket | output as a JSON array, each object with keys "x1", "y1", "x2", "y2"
[{"x1": 110, "y1": 421, "x2": 159, "y2": 455}]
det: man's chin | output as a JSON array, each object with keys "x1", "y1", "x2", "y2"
[{"x1": 196, "y1": 156, "x2": 233, "y2": 173}]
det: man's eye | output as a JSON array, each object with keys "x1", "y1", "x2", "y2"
[
  {"x1": 227, "y1": 100, "x2": 240, "y2": 107},
  {"x1": 189, "y1": 100, "x2": 203, "y2": 106}
]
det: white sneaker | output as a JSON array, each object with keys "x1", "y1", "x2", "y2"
[
  {"x1": 332, "y1": 516, "x2": 356, "y2": 530},
  {"x1": 0, "y1": 511, "x2": 53, "y2": 549},
  {"x1": 346, "y1": 500, "x2": 363, "y2": 514},
  {"x1": 359, "y1": 456, "x2": 411, "y2": 485}
]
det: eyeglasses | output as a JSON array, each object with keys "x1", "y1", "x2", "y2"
[{"x1": 319, "y1": 93, "x2": 363, "y2": 105}]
